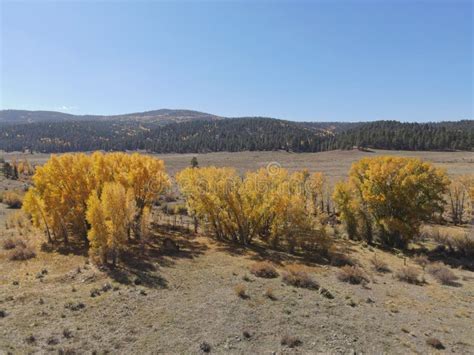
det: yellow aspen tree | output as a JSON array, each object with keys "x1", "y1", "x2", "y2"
[
  {"x1": 22, "y1": 188, "x2": 53, "y2": 243},
  {"x1": 100, "y1": 182, "x2": 136, "y2": 265},
  {"x1": 23, "y1": 152, "x2": 169, "y2": 249},
  {"x1": 86, "y1": 192, "x2": 109, "y2": 264},
  {"x1": 177, "y1": 166, "x2": 330, "y2": 253},
  {"x1": 86, "y1": 183, "x2": 136, "y2": 265}
]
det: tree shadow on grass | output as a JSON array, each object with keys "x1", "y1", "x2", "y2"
[
  {"x1": 213, "y1": 238, "x2": 330, "y2": 267},
  {"x1": 398, "y1": 246, "x2": 474, "y2": 272},
  {"x1": 41, "y1": 240, "x2": 89, "y2": 257},
  {"x1": 105, "y1": 224, "x2": 209, "y2": 288}
]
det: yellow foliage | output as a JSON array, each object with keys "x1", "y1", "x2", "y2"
[
  {"x1": 14, "y1": 158, "x2": 35, "y2": 176},
  {"x1": 333, "y1": 156, "x2": 449, "y2": 247},
  {"x1": 22, "y1": 152, "x2": 170, "y2": 248},
  {"x1": 177, "y1": 166, "x2": 330, "y2": 253},
  {"x1": 86, "y1": 182, "x2": 136, "y2": 264}
]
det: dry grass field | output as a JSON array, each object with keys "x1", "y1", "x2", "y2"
[
  {"x1": 0, "y1": 149, "x2": 473, "y2": 354},
  {"x1": 3, "y1": 148, "x2": 474, "y2": 177}
]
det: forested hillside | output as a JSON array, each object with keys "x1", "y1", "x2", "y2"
[{"x1": 0, "y1": 116, "x2": 472, "y2": 153}]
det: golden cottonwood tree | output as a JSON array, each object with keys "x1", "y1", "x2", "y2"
[
  {"x1": 333, "y1": 156, "x2": 449, "y2": 248},
  {"x1": 177, "y1": 166, "x2": 330, "y2": 253},
  {"x1": 22, "y1": 152, "x2": 169, "y2": 249}
]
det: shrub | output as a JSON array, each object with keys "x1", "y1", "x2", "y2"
[
  {"x1": 249, "y1": 261, "x2": 279, "y2": 278},
  {"x1": 426, "y1": 337, "x2": 445, "y2": 350},
  {"x1": 413, "y1": 254, "x2": 429, "y2": 269},
  {"x1": 281, "y1": 335, "x2": 302, "y2": 348},
  {"x1": 396, "y1": 266, "x2": 422, "y2": 284},
  {"x1": 234, "y1": 284, "x2": 247, "y2": 299},
  {"x1": 426, "y1": 226, "x2": 474, "y2": 257},
  {"x1": 329, "y1": 248, "x2": 356, "y2": 267},
  {"x1": 264, "y1": 286, "x2": 276, "y2": 300},
  {"x1": 2, "y1": 237, "x2": 26, "y2": 250},
  {"x1": 3, "y1": 191, "x2": 23, "y2": 208},
  {"x1": 427, "y1": 263, "x2": 459, "y2": 285},
  {"x1": 24, "y1": 334, "x2": 36, "y2": 344},
  {"x1": 451, "y1": 232, "x2": 474, "y2": 257},
  {"x1": 5, "y1": 211, "x2": 32, "y2": 235},
  {"x1": 199, "y1": 342, "x2": 211, "y2": 353},
  {"x1": 8, "y1": 244, "x2": 36, "y2": 261},
  {"x1": 282, "y1": 265, "x2": 319, "y2": 289},
  {"x1": 370, "y1": 255, "x2": 390, "y2": 272},
  {"x1": 337, "y1": 265, "x2": 369, "y2": 284}
]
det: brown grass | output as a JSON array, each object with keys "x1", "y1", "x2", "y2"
[
  {"x1": 396, "y1": 266, "x2": 422, "y2": 285},
  {"x1": 426, "y1": 225, "x2": 474, "y2": 257},
  {"x1": 452, "y1": 233, "x2": 474, "y2": 257},
  {"x1": 427, "y1": 263, "x2": 459, "y2": 286},
  {"x1": 370, "y1": 255, "x2": 390, "y2": 273},
  {"x1": 337, "y1": 265, "x2": 369, "y2": 285},
  {"x1": 282, "y1": 265, "x2": 319, "y2": 289},
  {"x1": 8, "y1": 244, "x2": 36, "y2": 261},
  {"x1": 249, "y1": 261, "x2": 279, "y2": 278}
]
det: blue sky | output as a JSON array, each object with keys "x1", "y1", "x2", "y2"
[{"x1": 1, "y1": 0, "x2": 472, "y2": 122}]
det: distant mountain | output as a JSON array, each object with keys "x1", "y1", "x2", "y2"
[
  {"x1": 0, "y1": 109, "x2": 221, "y2": 125},
  {"x1": 0, "y1": 110, "x2": 77, "y2": 124}
]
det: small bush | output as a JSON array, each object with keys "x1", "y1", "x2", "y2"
[
  {"x1": 62, "y1": 328, "x2": 73, "y2": 339},
  {"x1": 429, "y1": 227, "x2": 474, "y2": 257},
  {"x1": 413, "y1": 254, "x2": 429, "y2": 268},
  {"x1": 282, "y1": 265, "x2": 319, "y2": 289},
  {"x1": 427, "y1": 263, "x2": 459, "y2": 285},
  {"x1": 5, "y1": 211, "x2": 33, "y2": 236},
  {"x1": 8, "y1": 244, "x2": 36, "y2": 261},
  {"x1": 281, "y1": 335, "x2": 302, "y2": 348},
  {"x1": 337, "y1": 265, "x2": 369, "y2": 285},
  {"x1": 396, "y1": 266, "x2": 422, "y2": 284},
  {"x1": 234, "y1": 284, "x2": 248, "y2": 299},
  {"x1": 164, "y1": 194, "x2": 177, "y2": 203},
  {"x1": 329, "y1": 248, "x2": 356, "y2": 267},
  {"x1": 370, "y1": 255, "x2": 390, "y2": 272},
  {"x1": 174, "y1": 204, "x2": 188, "y2": 215},
  {"x1": 452, "y1": 233, "x2": 474, "y2": 257},
  {"x1": 199, "y1": 342, "x2": 211, "y2": 353},
  {"x1": 2, "y1": 191, "x2": 23, "y2": 209},
  {"x1": 24, "y1": 334, "x2": 36, "y2": 344},
  {"x1": 46, "y1": 336, "x2": 59, "y2": 345},
  {"x1": 64, "y1": 302, "x2": 85, "y2": 311},
  {"x1": 264, "y1": 286, "x2": 276, "y2": 300},
  {"x1": 426, "y1": 337, "x2": 445, "y2": 350},
  {"x1": 249, "y1": 261, "x2": 279, "y2": 278},
  {"x1": 2, "y1": 237, "x2": 25, "y2": 250}
]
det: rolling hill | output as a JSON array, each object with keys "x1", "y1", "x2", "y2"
[
  {"x1": 0, "y1": 109, "x2": 472, "y2": 153},
  {"x1": 0, "y1": 109, "x2": 221, "y2": 125}
]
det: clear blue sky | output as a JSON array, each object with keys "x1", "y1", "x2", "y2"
[{"x1": 1, "y1": 0, "x2": 472, "y2": 122}]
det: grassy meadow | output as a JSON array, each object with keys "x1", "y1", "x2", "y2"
[{"x1": 0, "y1": 149, "x2": 473, "y2": 354}]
